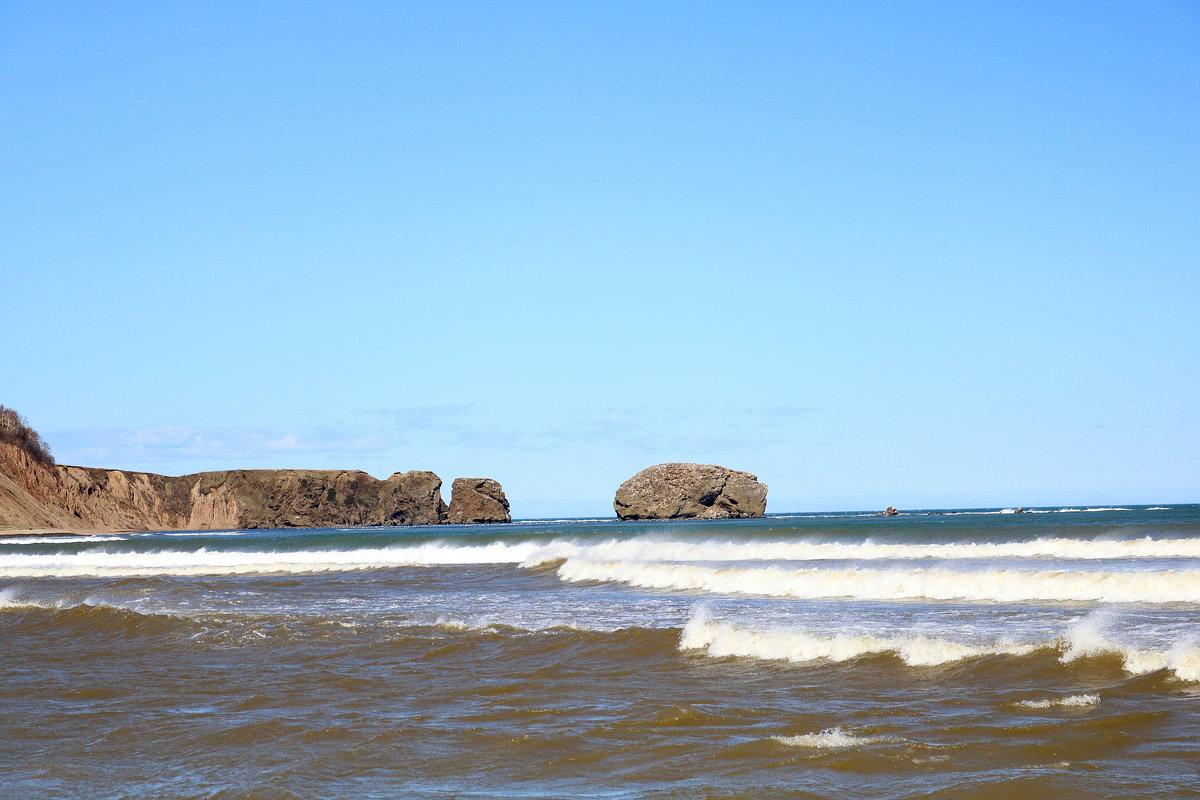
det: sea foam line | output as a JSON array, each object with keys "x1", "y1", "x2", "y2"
[
  {"x1": 516, "y1": 535, "x2": 1200, "y2": 564},
  {"x1": 558, "y1": 559, "x2": 1200, "y2": 605},
  {"x1": 4, "y1": 532, "x2": 1199, "y2": 578},
  {"x1": 0, "y1": 535, "x2": 125, "y2": 545},
  {"x1": 0, "y1": 542, "x2": 548, "y2": 577}
]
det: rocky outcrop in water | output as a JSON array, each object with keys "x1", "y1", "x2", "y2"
[
  {"x1": 179, "y1": 468, "x2": 449, "y2": 529},
  {"x1": 1, "y1": 438, "x2": 469, "y2": 531},
  {"x1": 446, "y1": 478, "x2": 511, "y2": 524},
  {"x1": 613, "y1": 463, "x2": 767, "y2": 520}
]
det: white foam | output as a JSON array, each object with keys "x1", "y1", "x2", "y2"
[
  {"x1": 147, "y1": 530, "x2": 257, "y2": 538},
  {"x1": 0, "y1": 541, "x2": 550, "y2": 577},
  {"x1": 0, "y1": 587, "x2": 33, "y2": 610},
  {"x1": 679, "y1": 613, "x2": 1200, "y2": 682},
  {"x1": 0, "y1": 592, "x2": 177, "y2": 620},
  {"x1": 680, "y1": 613, "x2": 1038, "y2": 666},
  {"x1": 0, "y1": 589, "x2": 95, "y2": 613},
  {"x1": 1015, "y1": 694, "x2": 1100, "y2": 709},
  {"x1": 559, "y1": 559, "x2": 1200, "y2": 605},
  {"x1": 6, "y1": 531, "x2": 1198, "y2": 578},
  {"x1": 0, "y1": 535, "x2": 127, "y2": 545},
  {"x1": 773, "y1": 727, "x2": 900, "y2": 749},
  {"x1": 1061, "y1": 615, "x2": 1200, "y2": 681},
  {"x1": 521, "y1": 535, "x2": 1200, "y2": 565},
  {"x1": 435, "y1": 616, "x2": 480, "y2": 632}
]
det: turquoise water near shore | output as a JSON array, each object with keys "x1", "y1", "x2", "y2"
[{"x1": 2, "y1": 505, "x2": 1199, "y2": 798}]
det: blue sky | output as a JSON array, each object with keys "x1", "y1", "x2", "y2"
[{"x1": 3, "y1": 1, "x2": 1198, "y2": 516}]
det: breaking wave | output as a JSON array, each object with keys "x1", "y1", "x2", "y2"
[
  {"x1": 0, "y1": 593, "x2": 195, "y2": 638},
  {"x1": 4, "y1": 532, "x2": 1200, "y2": 578},
  {"x1": 1059, "y1": 613, "x2": 1200, "y2": 680},
  {"x1": 519, "y1": 535, "x2": 1200, "y2": 564},
  {"x1": 679, "y1": 612, "x2": 1200, "y2": 681},
  {"x1": 0, "y1": 535, "x2": 125, "y2": 545},
  {"x1": 0, "y1": 542, "x2": 542, "y2": 577},
  {"x1": 558, "y1": 559, "x2": 1200, "y2": 604},
  {"x1": 680, "y1": 612, "x2": 1040, "y2": 666}
]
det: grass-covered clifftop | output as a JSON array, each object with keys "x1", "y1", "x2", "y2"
[{"x1": 0, "y1": 405, "x2": 54, "y2": 467}]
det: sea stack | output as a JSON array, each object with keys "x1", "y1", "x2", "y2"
[
  {"x1": 446, "y1": 477, "x2": 512, "y2": 523},
  {"x1": 613, "y1": 463, "x2": 767, "y2": 520}
]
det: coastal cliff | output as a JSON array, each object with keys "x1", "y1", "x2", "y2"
[
  {"x1": 0, "y1": 440, "x2": 455, "y2": 531},
  {"x1": 0, "y1": 406, "x2": 524, "y2": 532}
]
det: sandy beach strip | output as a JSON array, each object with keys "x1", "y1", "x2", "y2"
[{"x1": 0, "y1": 527, "x2": 129, "y2": 539}]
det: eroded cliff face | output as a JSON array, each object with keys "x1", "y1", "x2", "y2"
[
  {"x1": 0, "y1": 441, "x2": 453, "y2": 531},
  {"x1": 0, "y1": 443, "x2": 78, "y2": 530},
  {"x1": 176, "y1": 469, "x2": 449, "y2": 529}
]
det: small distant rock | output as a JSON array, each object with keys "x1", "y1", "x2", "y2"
[
  {"x1": 446, "y1": 478, "x2": 511, "y2": 524},
  {"x1": 877, "y1": 507, "x2": 900, "y2": 517},
  {"x1": 613, "y1": 463, "x2": 767, "y2": 520}
]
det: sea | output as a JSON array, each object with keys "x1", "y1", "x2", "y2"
[{"x1": 2, "y1": 505, "x2": 1198, "y2": 799}]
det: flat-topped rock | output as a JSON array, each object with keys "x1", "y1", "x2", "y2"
[
  {"x1": 613, "y1": 463, "x2": 767, "y2": 520},
  {"x1": 446, "y1": 477, "x2": 511, "y2": 524}
]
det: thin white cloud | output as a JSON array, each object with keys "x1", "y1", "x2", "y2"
[
  {"x1": 48, "y1": 403, "x2": 813, "y2": 470},
  {"x1": 53, "y1": 424, "x2": 396, "y2": 468}
]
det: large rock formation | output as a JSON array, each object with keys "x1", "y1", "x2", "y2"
[
  {"x1": 613, "y1": 463, "x2": 767, "y2": 520},
  {"x1": 177, "y1": 468, "x2": 449, "y2": 529},
  {"x1": 1, "y1": 439, "x2": 453, "y2": 531},
  {"x1": 446, "y1": 478, "x2": 511, "y2": 524}
]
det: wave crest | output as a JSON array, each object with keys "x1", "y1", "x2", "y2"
[
  {"x1": 681, "y1": 612, "x2": 1038, "y2": 666},
  {"x1": 558, "y1": 559, "x2": 1200, "y2": 604},
  {"x1": 773, "y1": 727, "x2": 901, "y2": 749},
  {"x1": 4, "y1": 532, "x2": 1200, "y2": 578},
  {"x1": 678, "y1": 612, "x2": 1200, "y2": 682}
]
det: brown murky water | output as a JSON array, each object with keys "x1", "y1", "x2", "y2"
[{"x1": 3, "y1": 508, "x2": 1199, "y2": 798}]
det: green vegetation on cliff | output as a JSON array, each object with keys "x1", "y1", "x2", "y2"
[{"x1": 0, "y1": 406, "x2": 53, "y2": 466}]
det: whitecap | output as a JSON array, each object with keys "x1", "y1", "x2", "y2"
[
  {"x1": 561, "y1": 559, "x2": 1200, "y2": 605},
  {"x1": 773, "y1": 727, "x2": 900, "y2": 748},
  {"x1": 679, "y1": 611, "x2": 1038, "y2": 667},
  {"x1": 1015, "y1": 694, "x2": 1100, "y2": 709}
]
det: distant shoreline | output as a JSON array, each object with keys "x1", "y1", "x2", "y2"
[{"x1": 1, "y1": 503, "x2": 1190, "y2": 540}]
